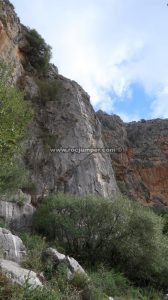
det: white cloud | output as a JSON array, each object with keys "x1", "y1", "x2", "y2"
[
  {"x1": 151, "y1": 87, "x2": 168, "y2": 118},
  {"x1": 12, "y1": 0, "x2": 168, "y2": 120},
  {"x1": 115, "y1": 112, "x2": 141, "y2": 123}
]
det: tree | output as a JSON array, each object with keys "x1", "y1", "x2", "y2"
[
  {"x1": 33, "y1": 192, "x2": 168, "y2": 288},
  {"x1": 25, "y1": 28, "x2": 52, "y2": 72}
]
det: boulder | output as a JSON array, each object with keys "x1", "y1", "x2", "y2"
[
  {"x1": 42, "y1": 247, "x2": 65, "y2": 264},
  {"x1": 0, "y1": 227, "x2": 26, "y2": 263},
  {"x1": 66, "y1": 256, "x2": 86, "y2": 280},
  {"x1": 0, "y1": 259, "x2": 43, "y2": 288},
  {"x1": 43, "y1": 247, "x2": 87, "y2": 280}
]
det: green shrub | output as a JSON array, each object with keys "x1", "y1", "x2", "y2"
[
  {"x1": 33, "y1": 193, "x2": 130, "y2": 265},
  {"x1": 33, "y1": 193, "x2": 168, "y2": 289},
  {"x1": 25, "y1": 28, "x2": 52, "y2": 72},
  {"x1": 0, "y1": 159, "x2": 30, "y2": 193},
  {"x1": 22, "y1": 286, "x2": 61, "y2": 300},
  {"x1": 158, "y1": 211, "x2": 168, "y2": 236},
  {"x1": 37, "y1": 80, "x2": 62, "y2": 105},
  {"x1": 0, "y1": 271, "x2": 62, "y2": 300},
  {"x1": 0, "y1": 60, "x2": 33, "y2": 192},
  {"x1": 90, "y1": 266, "x2": 130, "y2": 297},
  {"x1": 90, "y1": 267, "x2": 162, "y2": 300},
  {"x1": 36, "y1": 126, "x2": 59, "y2": 150},
  {"x1": 82, "y1": 286, "x2": 108, "y2": 300},
  {"x1": 20, "y1": 233, "x2": 46, "y2": 272},
  {"x1": 0, "y1": 272, "x2": 20, "y2": 300},
  {"x1": 118, "y1": 203, "x2": 168, "y2": 287},
  {"x1": 117, "y1": 286, "x2": 161, "y2": 300}
]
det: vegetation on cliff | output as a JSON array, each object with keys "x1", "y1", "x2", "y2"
[
  {"x1": 25, "y1": 28, "x2": 52, "y2": 73},
  {"x1": 0, "y1": 61, "x2": 33, "y2": 192}
]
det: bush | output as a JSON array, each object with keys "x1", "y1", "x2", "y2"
[
  {"x1": 20, "y1": 233, "x2": 46, "y2": 272},
  {"x1": 33, "y1": 193, "x2": 168, "y2": 289},
  {"x1": 118, "y1": 287, "x2": 161, "y2": 300},
  {"x1": 37, "y1": 80, "x2": 62, "y2": 105},
  {"x1": 0, "y1": 60, "x2": 33, "y2": 192},
  {"x1": 90, "y1": 267, "x2": 161, "y2": 300},
  {"x1": 33, "y1": 193, "x2": 130, "y2": 265},
  {"x1": 25, "y1": 28, "x2": 52, "y2": 72},
  {"x1": 0, "y1": 271, "x2": 62, "y2": 300},
  {"x1": 90, "y1": 266, "x2": 130, "y2": 297},
  {"x1": 118, "y1": 203, "x2": 168, "y2": 287}
]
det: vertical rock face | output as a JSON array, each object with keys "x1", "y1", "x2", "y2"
[
  {"x1": 0, "y1": 0, "x2": 24, "y2": 82},
  {"x1": 97, "y1": 111, "x2": 168, "y2": 207},
  {"x1": 25, "y1": 75, "x2": 118, "y2": 197},
  {"x1": 0, "y1": 0, "x2": 118, "y2": 198},
  {"x1": 1, "y1": 0, "x2": 168, "y2": 207}
]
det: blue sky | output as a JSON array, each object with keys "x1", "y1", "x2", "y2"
[{"x1": 12, "y1": 0, "x2": 168, "y2": 121}]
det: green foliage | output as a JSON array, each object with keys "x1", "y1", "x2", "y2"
[
  {"x1": 154, "y1": 209, "x2": 168, "y2": 236},
  {"x1": 25, "y1": 28, "x2": 52, "y2": 72},
  {"x1": 0, "y1": 159, "x2": 30, "y2": 193},
  {"x1": 71, "y1": 272, "x2": 89, "y2": 290},
  {"x1": 0, "y1": 272, "x2": 20, "y2": 300},
  {"x1": 33, "y1": 193, "x2": 168, "y2": 289},
  {"x1": 20, "y1": 233, "x2": 46, "y2": 272},
  {"x1": 117, "y1": 180, "x2": 129, "y2": 196},
  {"x1": 0, "y1": 271, "x2": 62, "y2": 300},
  {"x1": 38, "y1": 127, "x2": 59, "y2": 149},
  {"x1": 90, "y1": 266, "x2": 130, "y2": 297},
  {"x1": 118, "y1": 204, "x2": 168, "y2": 285},
  {"x1": 33, "y1": 193, "x2": 130, "y2": 264},
  {"x1": 0, "y1": 219, "x2": 6, "y2": 228},
  {"x1": 90, "y1": 267, "x2": 161, "y2": 300},
  {"x1": 117, "y1": 287, "x2": 161, "y2": 300},
  {"x1": 15, "y1": 230, "x2": 163, "y2": 300},
  {"x1": 0, "y1": 61, "x2": 33, "y2": 192},
  {"x1": 37, "y1": 79, "x2": 62, "y2": 105}
]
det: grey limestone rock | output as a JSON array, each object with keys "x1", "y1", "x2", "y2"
[
  {"x1": 0, "y1": 190, "x2": 35, "y2": 231},
  {"x1": 0, "y1": 259, "x2": 43, "y2": 288},
  {"x1": 43, "y1": 247, "x2": 87, "y2": 280},
  {"x1": 0, "y1": 227, "x2": 26, "y2": 263}
]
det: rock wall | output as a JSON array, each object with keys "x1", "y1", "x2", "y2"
[
  {"x1": 0, "y1": 0, "x2": 24, "y2": 82},
  {"x1": 0, "y1": 0, "x2": 118, "y2": 199},
  {"x1": 1, "y1": 0, "x2": 168, "y2": 207},
  {"x1": 97, "y1": 111, "x2": 168, "y2": 207}
]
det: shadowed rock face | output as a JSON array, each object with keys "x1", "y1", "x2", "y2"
[
  {"x1": 0, "y1": 191, "x2": 35, "y2": 231},
  {"x1": 0, "y1": 228, "x2": 26, "y2": 263},
  {"x1": 0, "y1": 0, "x2": 118, "y2": 199},
  {"x1": 97, "y1": 111, "x2": 168, "y2": 207}
]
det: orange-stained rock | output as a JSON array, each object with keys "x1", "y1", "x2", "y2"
[{"x1": 97, "y1": 111, "x2": 168, "y2": 208}]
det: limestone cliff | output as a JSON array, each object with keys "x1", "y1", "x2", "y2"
[
  {"x1": 97, "y1": 111, "x2": 168, "y2": 207},
  {"x1": 1, "y1": 0, "x2": 168, "y2": 208},
  {"x1": 0, "y1": 0, "x2": 117, "y2": 199}
]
